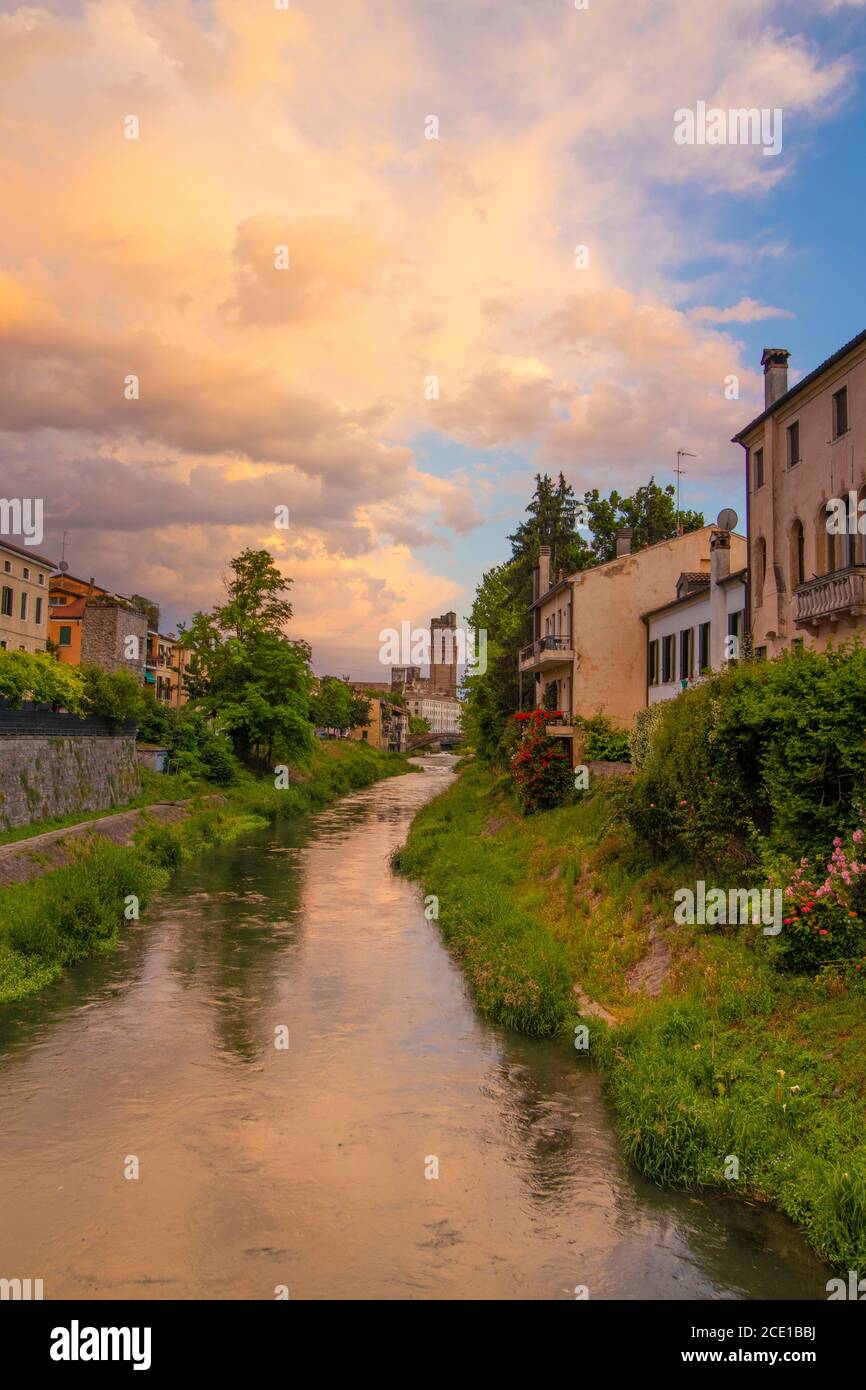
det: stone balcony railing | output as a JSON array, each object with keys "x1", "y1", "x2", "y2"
[
  {"x1": 518, "y1": 634, "x2": 574, "y2": 672},
  {"x1": 794, "y1": 566, "x2": 866, "y2": 626}
]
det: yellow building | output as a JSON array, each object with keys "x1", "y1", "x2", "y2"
[
  {"x1": 520, "y1": 526, "x2": 748, "y2": 758},
  {"x1": 0, "y1": 539, "x2": 56, "y2": 653}
]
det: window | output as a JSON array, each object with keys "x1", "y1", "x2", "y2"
[
  {"x1": 786, "y1": 421, "x2": 800, "y2": 468},
  {"x1": 648, "y1": 639, "x2": 660, "y2": 686},
  {"x1": 662, "y1": 634, "x2": 675, "y2": 683},
  {"x1": 35, "y1": 596, "x2": 43, "y2": 625},
  {"x1": 19, "y1": 592, "x2": 27, "y2": 621},
  {"x1": 2, "y1": 560, "x2": 9, "y2": 574},
  {"x1": 38, "y1": 573, "x2": 44, "y2": 585},
  {"x1": 754, "y1": 538, "x2": 767, "y2": 602},
  {"x1": 1, "y1": 586, "x2": 12, "y2": 617},
  {"x1": 22, "y1": 567, "x2": 29, "y2": 580},
  {"x1": 833, "y1": 386, "x2": 849, "y2": 439},
  {"x1": 756, "y1": 646, "x2": 767, "y2": 661},
  {"x1": 791, "y1": 520, "x2": 805, "y2": 587},
  {"x1": 753, "y1": 448, "x2": 764, "y2": 490},
  {"x1": 679, "y1": 628, "x2": 693, "y2": 682},
  {"x1": 699, "y1": 622, "x2": 710, "y2": 674},
  {"x1": 58, "y1": 625, "x2": 72, "y2": 646},
  {"x1": 53, "y1": 594, "x2": 66, "y2": 605}
]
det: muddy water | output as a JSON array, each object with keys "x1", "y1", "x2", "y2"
[{"x1": 0, "y1": 757, "x2": 828, "y2": 1299}]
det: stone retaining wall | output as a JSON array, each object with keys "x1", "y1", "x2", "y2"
[{"x1": 0, "y1": 735, "x2": 140, "y2": 830}]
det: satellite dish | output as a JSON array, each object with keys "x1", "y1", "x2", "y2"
[
  {"x1": 58, "y1": 560, "x2": 69, "y2": 572},
  {"x1": 716, "y1": 508, "x2": 738, "y2": 532}
]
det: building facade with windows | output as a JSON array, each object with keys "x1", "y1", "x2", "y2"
[
  {"x1": 734, "y1": 331, "x2": 866, "y2": 658},
  {"x1": 520, "y1": 527, "x2": 746, "y2": 761},
  {"x1": 405, "y1": 693, "x2": 463, "y2": 734},
  {"x1": 0, "y1": 539, "x2": 55, "y2": 653},
  {"x1": 643, "y1": 528, "x2": 747, "y2": 706}
]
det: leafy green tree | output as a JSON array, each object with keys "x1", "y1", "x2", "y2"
[
  {"x1": 178, "y1": 549, "x2": 314, "y2": 767},
  {"x1": 0, "y1": 649, "x2": 85, "y2": 711},
  {"x1": 408, "y1": 715, "x2": 431, "y2": 734},
  {"x1": 582, "y1": 478, "x2": 704, "y2": 562},
  {"x1": 79, "y1": 665, "x2": 150, "y2": 730},
  {"x1": 310, "y1": 676, "x2": 354, "y2": 735}
]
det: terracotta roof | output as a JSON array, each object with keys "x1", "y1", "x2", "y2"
[{"x1": 49, "y1": 597, "x2": 86, "y2": 618}]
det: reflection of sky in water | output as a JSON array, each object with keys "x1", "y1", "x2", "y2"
[{"x1": 0, "y1": 761, "x2": 830, "y2": 1300}]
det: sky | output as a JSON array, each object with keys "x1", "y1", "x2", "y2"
[{"x1": 2, "y1": 0, "x2": 866, "y2": 678}]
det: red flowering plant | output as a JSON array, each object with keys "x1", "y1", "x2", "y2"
[
  {"x1": 777, "y1": 825, "x2": 866, "y2": 971},
  {"x1": 510, "y1": 710, "x2": 573, "y2": 815}
]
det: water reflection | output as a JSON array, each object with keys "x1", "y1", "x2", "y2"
[{"x1": 0, "y1": 757, "x2": 829, "y2": 1299}]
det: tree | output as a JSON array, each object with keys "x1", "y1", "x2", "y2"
[
  {"x1": 310, "y1": 677, "x2": 354, "y2": 735},
  {"x1": 408, "y1": 715, "x2": 431, "y2": 734},
  {"x1": 582, "y1": 478, "x2": 704, "y2": 562},
  {"x1": 178, "y1": 549, "x2": 314, "y2": 767}
]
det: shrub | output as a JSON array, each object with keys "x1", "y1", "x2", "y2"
[
  {"x1": 630, "y1": 703, "x2": 665, "y2": 769},
  {"x1": 580, "y1": 714, "x2": 631, "y2": 763},
  {"x1": 776, "y1": 827, "x2": 866, "y2": 971},
  {"x1": 510, "y1": 711, "x2": 573, "y2": 814}
]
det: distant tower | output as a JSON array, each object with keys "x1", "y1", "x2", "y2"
[{"x1": 430, "y1": 610, "x2": 458, "y2": 696}]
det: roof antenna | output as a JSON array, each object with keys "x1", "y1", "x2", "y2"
[
  {"x1": 675, "y1": 451, "x2": 697, "y2": 534},
  {"x1": 58, "y1": 530, "x2": 70, "y2": 574}
]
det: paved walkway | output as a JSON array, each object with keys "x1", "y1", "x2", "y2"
[{"x1": 0, "y1": 803, "x2": 190, "y2": 887}]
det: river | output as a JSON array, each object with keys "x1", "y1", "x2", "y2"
[{"x1": 0, "y1": 756, "x2": 828, "y2": 1299}]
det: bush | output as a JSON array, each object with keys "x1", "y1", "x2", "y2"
[
  {"x1": 579, "y1": 714, "x2": 631, "y2": 763},
  {"x1": 775, "y1": 827, "x2": 866, "y2": 971},
  {"x1": 630, "y1": 703, "x2": 665, "y2": 769},
  {"x1": 80, "y1": 664, "x2": 149, "y2": 729},
  {"x1": 510, "y1": 711, "x2": 573, "y2": 814},
  {"x1": 0, "y1": 649, "x2": 85, "y2": 711},
  {"x1": 624, "y1": 642, "x2": 866, "y2": 869}
]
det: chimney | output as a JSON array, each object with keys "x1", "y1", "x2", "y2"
[
  {"x1": 538, "y1": 545, "x2": 551, "y2": 595},
  {"x1": 615, "y1": 527, "x2": 633, "y2": 557},
  {"x1": 761, "y1": 348, "x2": 790, "y2": 409},
  {"x1": 710, "y1": 528, "x2": 731, "y2": 584}
]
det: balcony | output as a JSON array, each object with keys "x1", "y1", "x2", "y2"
[
  {"x1": 518, "y1": 634, "x2": 574, "y2": 673},
  {"x1": 545, "y1": 711, "x2": 574, "y2": 737},
  {"x1": 794, "y1": 566, "x2": 866, "y2": 627}
]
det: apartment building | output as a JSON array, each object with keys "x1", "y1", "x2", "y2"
[
  {"x1": 405, "y1": 692, "x2": 463, "y2": 734},
  {"x1": 520, "y1": 526, "x2": 744, "y2": 760},
  {"x1": 0, "y1": 539, "x2": 55, "y2": 653},
  {"x1": 146, "y1": 630, "x2": 185, "y2": 705},
  {"x1": 734, "y1": 330, "x2": 866, "y2": 657},
  {"x1": 643, "y1": 525, "x2": 748, "y2": 705}
]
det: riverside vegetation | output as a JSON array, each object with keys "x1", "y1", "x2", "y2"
[
  {"x1": 0, "y1": 740, "x2": 411, "y2": 1005},
  {"x1": 397, "y1": 641, "x2": 866, "y2": 1269}
]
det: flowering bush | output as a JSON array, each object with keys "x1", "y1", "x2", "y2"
[
  {"x1": 778, "y1": 826, "x2": 866, "y2": 971},
  {"x1": 510, "y1": 710, "x2": 573, "y2": 815}
]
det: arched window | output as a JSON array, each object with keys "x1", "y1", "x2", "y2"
[
  {"x1": 790, "y1": 520, "x2": 805, "y2": 588},
  {"x1": 754, "y1": 537, "x2": 767, "y2": 606}
]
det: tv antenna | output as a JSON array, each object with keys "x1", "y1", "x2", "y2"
[
  {"x1": 58, "y1": 530, "x2": 70, "y2": 573},
  {"x1": 675, "y1": 450, "x2": 697, "y2": 534}
]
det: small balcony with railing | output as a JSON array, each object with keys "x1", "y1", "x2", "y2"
[
  {"x1": 794, "y1": 566, "x2": 866, "y2": 627},
  {"x1": 518, "y1": 633, "x2": 574, "y2": 674}
]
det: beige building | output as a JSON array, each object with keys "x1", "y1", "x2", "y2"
[
  {"x1": 405, "y1": 692, "x2": 463, "y2": 734},
  {"x1": 520, "y1": 526, "x2": 747, "y2": 757},
  {"x1": 734, "y1": 330, "x2": 866, "y2": 657},
  {"x1": 0, "y1": 539, "x2": 55, "y2": 653}
]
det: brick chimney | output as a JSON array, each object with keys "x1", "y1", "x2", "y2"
[
  {"x1": 761, "y1": 348, "x2": 790, "y2": 409},
  {"x1": 615, "y1": 527, "x2": 633, "y2": 557},
  {"x1": 538, "y1": 545, "x2": 551, "y2": 595}
]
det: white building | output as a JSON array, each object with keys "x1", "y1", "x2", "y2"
[
  {"x1": 642, "y1": 528, "x2": 747, "y2": 705},
  {"x1": 406, "y1": 694, "x2": 462, "y2": 734}
]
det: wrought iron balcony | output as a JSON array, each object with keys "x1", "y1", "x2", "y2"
[
  {"x1": 518, "y1": 634, "x2": 574, "y2": 672},
  {"x1": 794, "y1": 566, "x2": 866, "y2": 627}
]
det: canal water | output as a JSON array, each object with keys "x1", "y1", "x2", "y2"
[{"x1": 0, "y1": 757, "x2": 828, "y2": 1299}]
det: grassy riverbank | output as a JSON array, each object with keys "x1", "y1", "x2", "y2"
[
  {"x1": 395, "y1": 758, "x2": 866, "y2": 1268},
  {"x1": 0, "y1": 742, "x2": 412, "y2": 1005}
]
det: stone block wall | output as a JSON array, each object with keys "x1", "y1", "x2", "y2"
[
  {"x1": 0, "y1": 736, "x2": 141, "y2": 830},
  {"x1": 81, "y1": 605, "x2": 148, "y2": 678}
]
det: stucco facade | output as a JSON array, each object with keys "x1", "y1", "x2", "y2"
[
  {"x1": 520, "y1": 527, "x2": 748, "y2": 748},
  {"x1": 0, "y1": 539, "x2": 55, "y2": 654},
  {"x1": 735, "y1": 330, "x2": 866, "y2": 658}
]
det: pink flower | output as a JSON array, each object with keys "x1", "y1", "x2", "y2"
[{"x1": 854, "y1": 829, "x2": 864, "y2": 844}]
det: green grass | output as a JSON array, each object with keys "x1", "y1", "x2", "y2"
[
  {"x1": 0, "y1": 742, "x2": 412, "y2": 1005},
  {"x1": 395, "y1": 756, "x2": 866, "y2": 1269}
]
